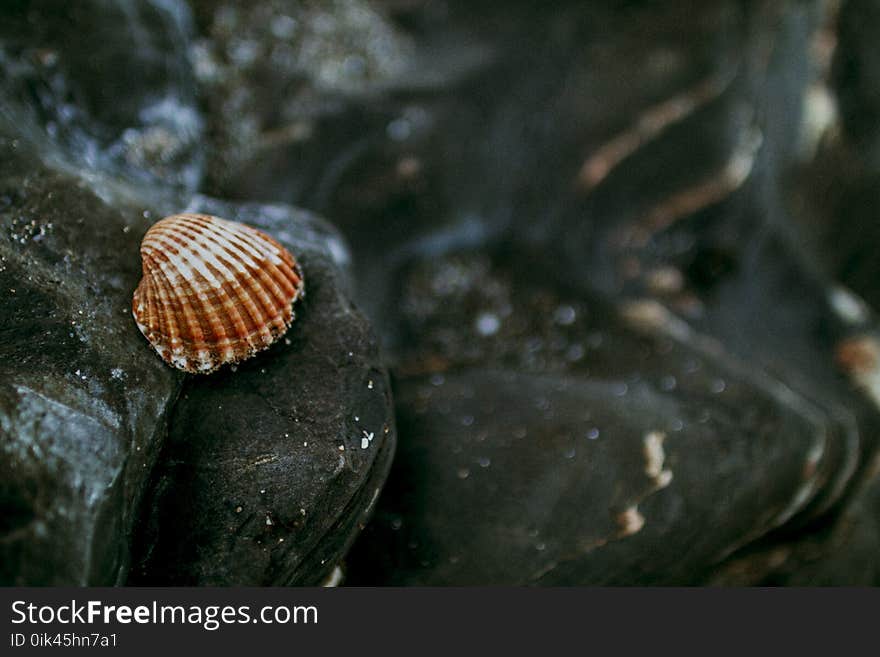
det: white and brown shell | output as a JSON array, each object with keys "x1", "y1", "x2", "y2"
[{"x1": 132, "y1": 213, "x2": 305, "y2": 374}]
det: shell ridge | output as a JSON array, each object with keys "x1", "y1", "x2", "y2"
[
  {"x1": 190, "y1": 215, "x2": 302, "y2": 298},
  {"x1": 214, "y1": 230, "x2": 300, "y2": 309},
  {"x1": 150, "y1": 226, "x2": 225, "y2": 292},
  {"x1": 198, "y1": 256, "x2": 252, "y2": 354},
  {"x1": 175, "y1": 217, "x2": 291, "y2": 321},
  {"x1": 178, "y1": 215, "x2": 262, "y2": 272},
  {"x1": 158, "y1": 220, "x2": 278, "y2": 354},
  {"x1": 161, "y1": 229, "x2": 239, "y2": 363},
  {"x1": 165, "y1": 217, "x2": 254, "y2": 285},
  {"x1": 233, "y1": 228, "x2": 301, "y2": 309},
  {"x1": 141, "y1": 250, "x2": 183, "y2": 350},
  {"x1": 141, "y1": 255, "x2": 184, "y2": 364},
  {"x1": 201, "y1": 220, "x2": 295, "y2": 340},
  {"x1": 188, "y1": 256, "x2": 233, "y2": 363},
  {"x1": 206, "y1": 216, "x2": 272, "y2": 264},
  {"x1": 150, "y1": 247, "x2": 204, "y2": 359},
  {"x1": 244, "y1": 253, "x2": 295, "y2": 316},
  {"x1": 178, "y1": 219, "x2": 286, "y2": 342},
  {"x1": 147, "y1": 231, "x2": 213, "y2": 352}
]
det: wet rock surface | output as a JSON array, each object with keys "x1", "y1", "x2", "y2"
[
  {"x1": 345, "y1": 244, "x2": 839, "y2": 584},
  {"x1": 3, "y1": 0, "x2": 880, "y2": 585},
  {"x1": 0, "y1": 126, "x2": 182, "y2": 585},
  {"x1": 710, "y1": 467, "x2": 880, "y2": 586},
  {"x1": 347, "y1": 366, "x2": 824, "y2": 585}
]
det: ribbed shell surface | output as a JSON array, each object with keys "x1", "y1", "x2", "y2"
[{"x1": 132, "y1": 213, "x2": 305, "y2": 374}]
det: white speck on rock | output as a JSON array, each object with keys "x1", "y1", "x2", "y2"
[
  {"x1": 475, "y1": 312, "x2": 501, "y2": 336},
  {"x1": 553, "y1": 305, "x2": 577, "y2": 326},
  {"x1": 829, "y1": 286, "x2": 869, "y2": 326}
]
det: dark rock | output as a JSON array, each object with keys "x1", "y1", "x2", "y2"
[
  {"x1": 0, "y1": 123, "x2": 181, "y2": 585},
  {"x1": 128, "y1": 199, "x2": 396, "y2": 586},
  {"x1": 345, "y1": 243, "x2": 838, "y2": 584},
  {"x1": 346, "y1": 365, "x2": 823, "y2": 585},
  {"x1": 833, "y1": 0, "x2": 880, "y2": 170},
  {"x1": 796, "y1": 0, "x2": 880, "y2": 313},
  {"x1": 710, "y1": 465, "x2": 880, "y2": 586}
]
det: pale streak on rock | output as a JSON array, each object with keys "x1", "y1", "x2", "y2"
[
  {"x1": 616, "y1": 506, "x2": 646, "y2": 538},
  {"x1": 604, "y1": 432, "x2": 673, "y2": 543},
  {"x1": 799, "y1": 83, "x2": 838, "y2": 159},
  {"x1": 643, "y1": 431, "x2": 673, "y2": 490},
  {"x1": 321, "y1": 565, "x2": 344, "y2": 588},
  {"x1": 250, "y1": 454, "x2": 279, "y2": 468},
  {"x1": 645, "y1": 266, "x2": 684, "y2": 296},
  {"x1": 636, "y1": 126, "x2": 763, "y2": 240},
  {"x1": 619, "y1": 299, "x2": 695, "y2": 345},
  {"x1": 577, "y1": 73, "x2": 731, "y2": 192},
  {"x1": 773, "y1": 440, "x2": 826, "y2": 528}
]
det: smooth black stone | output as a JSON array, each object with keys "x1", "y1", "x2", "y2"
[
  {"x1": 346, "y1": 366, "x2": 822, "y2": 585},
  {"x1": 344, "y1": 238, "x2": 843, "y2": 584},
  {"x1": 711, "y1": 465, "x2": 880, "y2": 585},
  {"x1": 834, "y1": 0, "x2": 880, "y2": 170},
  {"x1": 0, "y1": 126, "x2": 181, "y2": 585}
]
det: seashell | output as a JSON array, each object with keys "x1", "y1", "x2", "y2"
[{"x1": 132, "y1": 213, "x2": 305, "y2": 374}]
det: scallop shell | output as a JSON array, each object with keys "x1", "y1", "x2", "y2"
[{"x1": 132, "y1": 213, "x2": 305, "y2": 374}]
